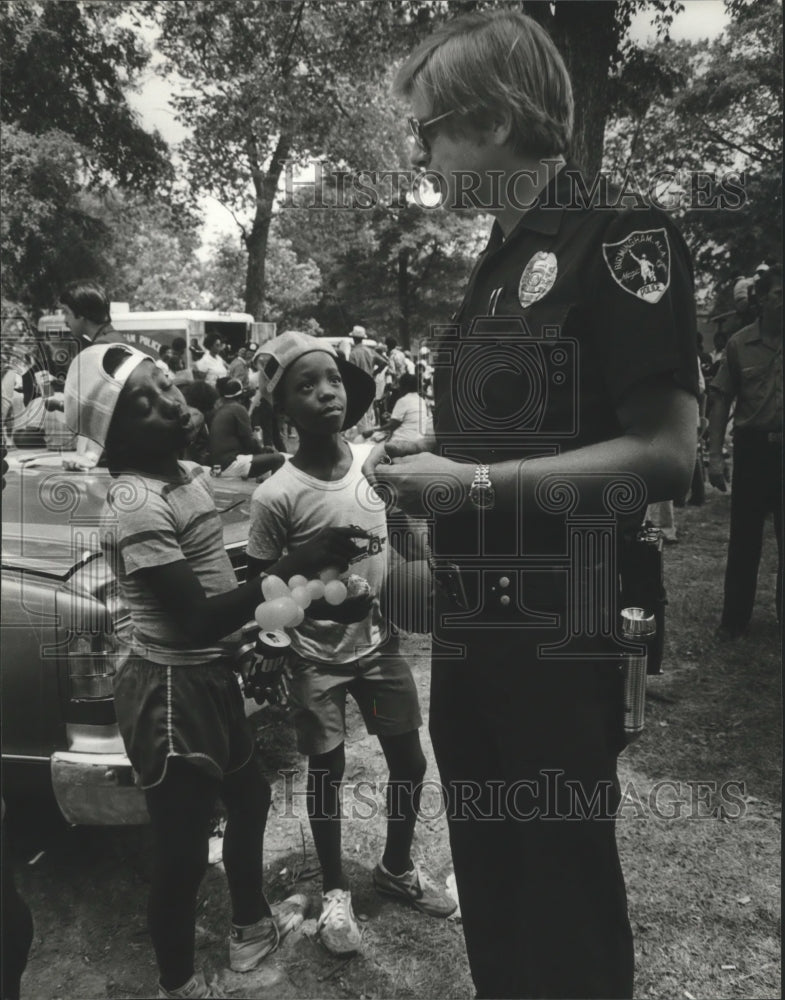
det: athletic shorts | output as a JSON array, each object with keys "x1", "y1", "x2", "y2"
[
  {"x1": 113, "y1": 656, "x2": 255, "y2": 789},
  {"x1": 285, "y1": 637, "x2": 422, "y2": 756}
]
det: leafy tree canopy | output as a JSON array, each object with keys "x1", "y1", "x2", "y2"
[
  {"x1": 604, "y1": 0, "x2": 782, "y2": 296},
  {"x1": 1, "y1": 0, "x2": 172, "y2": 192}
]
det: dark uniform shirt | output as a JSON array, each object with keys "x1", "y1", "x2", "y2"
[
  {"x1": 431, "y1": 161, "x2": 699, "y2": 564},
  {"x1": 710, "y1": 321, "x2": 782, "y2": 430},
  {"x1": 89, "y1": 323, "x2": 159, "y2": 359}
]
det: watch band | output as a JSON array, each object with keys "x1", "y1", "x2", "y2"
[{"x1": 469, "y1": 464, "x2": 495, "y2": 509}]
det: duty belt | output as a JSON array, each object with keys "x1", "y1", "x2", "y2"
[{"x1": 428, "y1": 557, "x2": 600, "y2": 621}]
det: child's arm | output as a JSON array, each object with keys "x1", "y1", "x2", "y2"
[
  {"x1": 135, "y1": 526, "x2": 368, "y2": 645},
  {"x1": 247, "y1": 493, "x2": 374, "y2": 625}
]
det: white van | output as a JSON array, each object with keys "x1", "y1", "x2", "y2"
[{"x1": 37, "y1": 308, "x2": 274, "y2": 376}]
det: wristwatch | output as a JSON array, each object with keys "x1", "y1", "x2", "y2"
[{"x1": 468, "y1": 464, "x2": 495, "y2": 510}]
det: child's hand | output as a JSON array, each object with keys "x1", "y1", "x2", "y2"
[
  {"x1": 306, "y1": 593, "x2": 374, "y2": 624},
  {"x1": 288, "y1": 526, "x2": 371, "y2": 577}
]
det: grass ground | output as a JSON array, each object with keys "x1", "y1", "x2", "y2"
[{"x1": 12, "y1": 488, "x2": 781, "y2": 999}]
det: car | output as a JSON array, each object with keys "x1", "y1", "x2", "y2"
[{"x1": 1, "y1": 450, "x2": 258, "y2": 825}]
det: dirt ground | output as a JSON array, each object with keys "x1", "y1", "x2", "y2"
[{"x1": 7, "y1": 490, "x2": 782, "y2": 1000}]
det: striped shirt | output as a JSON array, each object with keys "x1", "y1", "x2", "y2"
[{"x1": 100, "y1": 462, "x2": 241, "y2": 665}]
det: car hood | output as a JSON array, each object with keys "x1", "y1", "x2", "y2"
[{"x1": 1, "y1": 451, "x2": 256, "y2": 580}]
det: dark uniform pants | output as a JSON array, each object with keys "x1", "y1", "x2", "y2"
[
  {"x1": 722, "y1": 428, "x2": 783, "y2": 632},
  {"x1": 429, "y1": 609, "x2": 634, "y2": 999}
]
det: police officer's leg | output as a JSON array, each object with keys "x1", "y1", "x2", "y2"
[
  {"x1": 492, "y1": 653, "x2": 633, "y2": 1000},
  {"x1": 722, "y1": 433, "x2": 767, "y2": 631},
  {"x1": 429, "y1": 654, "x2": 522, "y2": 998}
]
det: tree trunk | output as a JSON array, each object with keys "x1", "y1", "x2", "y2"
[
  {"x1": 397, "y1": 246, "x2": 410, "y2": 349},
  {"x1": 524, "y1": 1, "x2": 621, "y2": 178},
  {"x1": 243, "y1": 133, "x2": 291, "y2": 319}
]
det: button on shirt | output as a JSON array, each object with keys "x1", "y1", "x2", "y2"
[
  {"x1": 431, "y1": 161, "x2": 699, "y2": 559},
  {"x1": 710, "y1": 322, "x2": 782, "y2": 431}
]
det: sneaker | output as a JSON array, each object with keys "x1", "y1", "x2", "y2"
[
  {"x1": 373, "y1": 862, "x2": 457, "y2": 918},
  {"x1": 317, "y1": 888, "x2": 362, "y2": 955},
  {"x1": 271, "y1": 893, "x2": 310, "y2": 937},
  {"x1": 157, "y1": 971, "x2": 226, "y2": 999},
  {"x1": 229, "y1": 916, "x2": 279, "y2": 973}
]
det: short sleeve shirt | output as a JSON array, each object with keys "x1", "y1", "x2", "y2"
[
  {"x1": 430, "y1": 161, "x2": 699, "y2": 558},
  {"x1": 710, "y1": 322, "x2": 782, "y2": 430},
  {"x1": 196, "y1": 353, "x2": 229, "y2": 386},
  {"x1": 246, "y1": 451, "x2": 388, "y2": 664},
  {"x1": 388, "y1": 349, "x2": 408, "y2": 386},
  {"x1": 390, "y1": 392, "x2": 433, "y2": 442},
  {"x1": 349, "y1": 344, "x2": 375, "y2": 375},
  {"x1": 100, "y1": 462, "x2": 241, "y2": 665}
]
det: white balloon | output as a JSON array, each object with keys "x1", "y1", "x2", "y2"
[
  {"x1": 319, "y1": 567, "x2": 341, "y2": 583},
  {"x1": 262, "y1": 575, "x2": 290, "y2": 601},
  {"x1": 288, "y1": 574, "x2": 309, "y2": 590},
  {"x1": 264, "y1": 596, "x2": 299, "y2": 629},
  {"x1": 255, "y1": 601, "x2": 280, "y2": 631},
  {"x1": 290, "y1": 585, "x2": 312, "y2": 609},
  {"x1": 324, "y1": 580, "x2": 348, "y2": 606},
  {"x1": 289, "y1": 605, "x2": 305, "y2": 627},
  {"x1": 305, "y1": 579, "x2": 326, "y2": 601}
]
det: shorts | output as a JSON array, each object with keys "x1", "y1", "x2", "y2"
[
  {"x1": 221, "y1": 454, "x2": 253, "y2": 478},
  {"x1": 113, "y1": 656, "x2": 255, "y2": 789},
  {"x1": 285, "y1": 637, "x2": 422, "y2": 756}
]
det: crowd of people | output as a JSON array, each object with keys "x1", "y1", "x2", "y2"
[
  {"x1": 1, "y1": 286, "x2": 436, "y2": 485},
  {"x1": 1, "y1": 8, "x2": 781, "y2": 1000}
]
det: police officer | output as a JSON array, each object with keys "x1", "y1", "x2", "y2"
[
  {"x1": 366, "y1": 11, "x2": 698, "y2": 999},
  {"x1": 708, "y1": 263, "x2": 782, "y2": 638}
]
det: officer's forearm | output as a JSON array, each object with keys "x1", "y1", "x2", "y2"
[
  {"x1": 489, "y1": 431, "x2": 695, "y2": 516},
  {"x1": 483, "y1": 385, "x2": 697, "y2": 515}
]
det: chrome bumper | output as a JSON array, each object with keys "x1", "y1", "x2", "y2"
[{"x1": 51, "y1": 751, "x2": 149, "y2": 826}]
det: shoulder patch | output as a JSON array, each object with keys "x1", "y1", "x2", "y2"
[{"x1": 602, "y1": 228, "x2": 670, "y2": 304}]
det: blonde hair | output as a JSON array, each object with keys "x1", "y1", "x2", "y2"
[{"x1": 393, "y1": 10, "x2": 573, "y2": 159}]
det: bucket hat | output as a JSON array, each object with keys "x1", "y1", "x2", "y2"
[{"x1": 254, "y1": 331, "x2": 375, "y2": 430}]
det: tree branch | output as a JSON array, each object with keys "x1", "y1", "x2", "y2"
[
  {"x1": 279, "y1": 0, "x2": 307, "y2": 76},
  {"x1": 697, "y1": 121, "x2": 772, "y2": 164}
]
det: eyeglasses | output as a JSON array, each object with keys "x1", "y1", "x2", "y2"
[{"x1": 407, "y1": 110, "x2": 455, "y2": 152}]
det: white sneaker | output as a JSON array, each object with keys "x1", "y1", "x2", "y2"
[
  {"x1": 272, "y1": 893, "x2": 310, "y2": 937},
  {"x1": 317, "y1": 888, "x2": 362, "y2": 955}
]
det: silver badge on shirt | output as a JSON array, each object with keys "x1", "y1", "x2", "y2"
[{"x1": 518, "y1": 251, "x2": 558, "y2": 309}]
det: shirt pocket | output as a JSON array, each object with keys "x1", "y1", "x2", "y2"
[{"x1": 739, "y1": 362, "x2": 774, "y2": 411}]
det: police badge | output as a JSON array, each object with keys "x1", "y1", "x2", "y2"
[
  {"x1": 602, "y1": 228, "x2": 671, "y2": 304},
  {"x1": 518, "y1": 251, "x2": 558, "y2": 308}
]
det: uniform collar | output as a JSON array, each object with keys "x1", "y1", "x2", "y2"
[
  {"x1": 88, "y1": 321, "x2": 115, "y2": 344},
  {"x1": 487, "y1": 159, "x2": 580, "y2": 250}
]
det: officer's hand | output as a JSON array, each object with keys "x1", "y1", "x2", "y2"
[
  {"x1": 288, "y1": 526, "x2": 371, "y2": 576},
  {"x1": 373, "y1": 452, "x2": 465, "y2": 516},
  {"x1": 707, "y1": 455, "x2": 727, "y2": 492},
  {"x1": 386, "y1": 436, "x2": 433, "y2": 458},
  {"x1": 361, "y1": 437, "x2": 434, "y2": 487}
]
